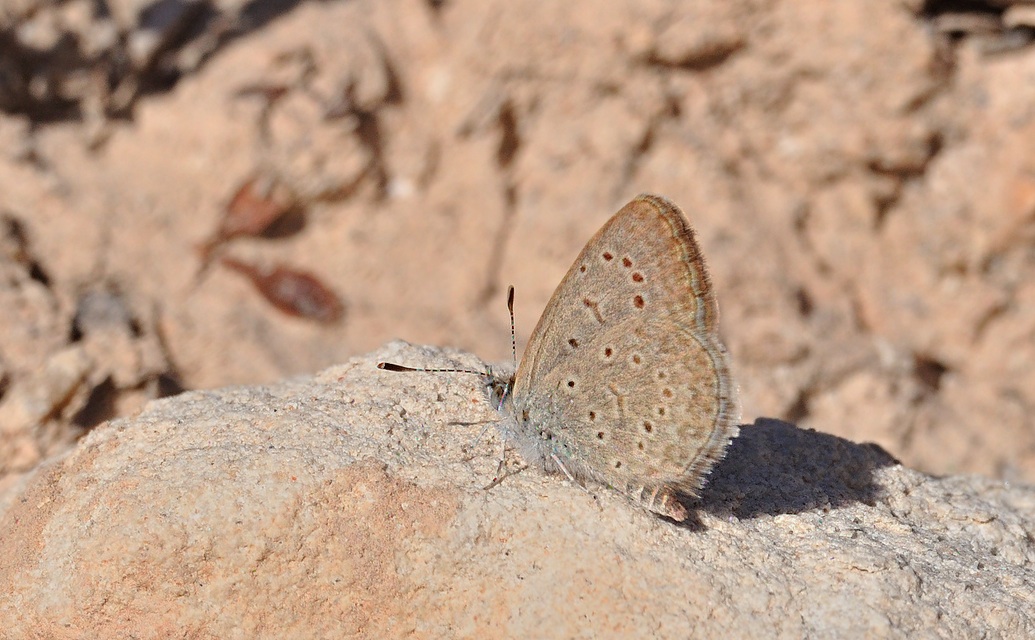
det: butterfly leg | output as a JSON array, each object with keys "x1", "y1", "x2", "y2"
[
  {"x1": 489, "y1": 436, "x2": 509, "y2": 483},
  {"x1": 551, "y1": 453, "x2": 578, "y2": 484},
  {"x1": 550, "y1": 453, "x2": 600, "y2": 504}
]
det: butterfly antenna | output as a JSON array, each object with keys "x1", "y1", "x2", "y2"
[
  {"x1": 377, "y1": 362, "x2": 488, "y2": 376},
  {"x1": 487, "y1": 284, "x2": 518, "y2": 411},
  {"x1": 378, "y1": 286, "x2": 520, "y2": 411},
  {"x1": 492, "y1": 286, "x2": 519, "y2": 485},
  {"x1": 507, "y1": 285, "x2": 517, "y2": 369}
]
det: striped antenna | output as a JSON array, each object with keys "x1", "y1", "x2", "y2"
[
  {"x1": 506, "y1": 285, "x2": 517, "y2": 369},
  {"x1": 376, "y1": 361, "x2": 488, "y2": 375},
  {"x1": 377, "y1": 285, "x2": 519, "y2": 412}
]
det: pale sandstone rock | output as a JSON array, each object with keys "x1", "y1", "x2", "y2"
[{"x1": 1, "y1": 343, "x2": 1032, "y2": 638}]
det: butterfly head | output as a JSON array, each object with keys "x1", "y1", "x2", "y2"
[{"x1": 484, "y1": 364, "x2": 516, "y2": 412}]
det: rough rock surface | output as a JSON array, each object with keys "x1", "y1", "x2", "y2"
[{"x1": 1, "y1": 343, "x2": 1032, "y2": 638}]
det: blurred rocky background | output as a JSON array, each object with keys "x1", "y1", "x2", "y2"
[{"x1": 2, "y1": 0, "x2": 1035, "y2": 495}]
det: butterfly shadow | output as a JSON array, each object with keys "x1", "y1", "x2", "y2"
[{"x1": 675, "y1": 417, "x2": 900, "y2": 531}]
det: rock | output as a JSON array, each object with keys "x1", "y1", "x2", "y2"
[
  {"x1": 1005, "y1": 5, "x2": 1035, "y2": 29},
  {"x1": 1, "y1": 343, "x2": 1032, "y2": 638},
  {"x1": 5, "y1": 0, "x2": 1035, "y2": 588},
  {"x1": 0, "y1": 346, "x2": 92, "y2": 474}
]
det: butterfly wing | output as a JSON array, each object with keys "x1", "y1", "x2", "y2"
[{"x1": 509, "y1": 194, "x2": 738, "y2": 513}]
